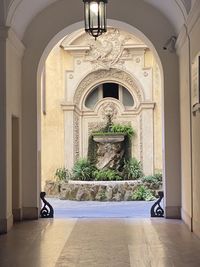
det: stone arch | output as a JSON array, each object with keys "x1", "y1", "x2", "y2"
[
  {"x1": 18, "y1": 13, "x2": 180, "y2": 221},
  {"x1": 74, "y1": 68, "x2": 145, "y2": 109}
]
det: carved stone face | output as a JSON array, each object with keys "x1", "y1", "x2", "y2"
[
  {"x1": 102, "y1": 103, "x2": 118, "y2": 120},
  {"x1": 104, "y1": 106, "x2": 114, "y2": 117}
]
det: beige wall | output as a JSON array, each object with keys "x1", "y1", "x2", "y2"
[
  {"x1": 190, "y1": 11, "x2": 200, "y2": 237},
  {"x1": 41, "y1": 45, "x2": 66, "y2": 189},
  {"x1": 41, "y1": 46, "x2": 75, "y2": 188},
  {"x1": 178, "y1": 1, "x2": 200, "y2": 237},
  {"x1": 145, "y1": 50, "x2": 162, "y2": 172},
  {"x1": 0, "y1": 28, "x2": 24, "y2": 232},
  {"x1": 179, "y1": 38, "x2": 192, "y2": 229}
]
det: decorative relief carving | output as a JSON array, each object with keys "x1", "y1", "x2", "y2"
[
  {"x1": 85, "y1": 29, "x2": 131, "y2": 70},
  {"x1": 101, "y1": 102, "x2": 118, "y2": 120},
  {"x1": 74, "y1": 69, "x2": 144, "y2": 105},
  {"x1": 136, "y1": 57, "x2": 141, "y2": 63},
  {"x1": 73, "y1": 113, "x2": 80, "y2": 161},
  {"x1": 154, "y1": 63, "x2": 160, "y2": 92}
]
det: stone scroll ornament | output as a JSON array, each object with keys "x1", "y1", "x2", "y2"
[
  {"x1": 40, "y1": 192, "x2": 54, "y2": 218},
  {"x1": 150, "y1": 191, "x2": 164, "y2": 217}
]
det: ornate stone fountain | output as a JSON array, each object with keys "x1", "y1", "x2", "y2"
[{"x1": 92, "y1": 103, "x2": 126, "y2": 170}]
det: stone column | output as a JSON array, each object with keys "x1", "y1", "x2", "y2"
[
  {"x1": 0, "y1": 26, "x2": 13, "y2": 233},
  {"x1": 62, "y1": 104, "x2": 80, "y2": 170},
  {"x1": 141, "y1": 103, "x2": 155, "y2": 175}
]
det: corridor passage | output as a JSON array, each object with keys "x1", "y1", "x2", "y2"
[{"x1": 0, "y1": 219, "x2": 200, "y2": 267}]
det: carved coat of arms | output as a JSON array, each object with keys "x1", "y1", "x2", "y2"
[{"x1": 85, "y1": 29, "x2": 130, "y2": 70}]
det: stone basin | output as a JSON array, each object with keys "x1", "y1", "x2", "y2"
[{"x1": 93, "y1": 133, "x2": 125, "y2": 143}]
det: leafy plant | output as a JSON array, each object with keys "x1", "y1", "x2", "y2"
[
  {"x1": 93, "y1": 169, "x2": 122, "y2": 181},
  {"x1": 71, "y1": 159, "x2": 96, "y2": 181},
  {"x1": 110, "y1": 124, "x2": 135, "y2": 138},
  {"x1": 55, "y1": 167, "x2": 71, "y2": 182},
  {"x1": 141, "y1": 173, "x2": 162, "y2": 189},
  {"x1": 123, "y1": 158, "x2": 143, "y2": 180},
  {"x1": 132, "y1": 185, "x2": 156, "y2": 201}
]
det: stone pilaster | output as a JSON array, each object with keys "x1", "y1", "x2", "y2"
[
  {"x1": 0, "y1": 26, "x2": 13, "y2": 233},
  {"x1": 61, "y1": 104, "x2": 81, "y2": 170},
  {"x1": 140, "y1": 103, "x2": 155, "y2": 175}
]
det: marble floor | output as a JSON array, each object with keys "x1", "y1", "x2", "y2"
[{"x1": 0, "y1": 218, "x2": 200, "y2": 267}]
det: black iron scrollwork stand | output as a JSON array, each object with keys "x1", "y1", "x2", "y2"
[
  {"x1": 40, "y1": 192, "x2": 54, "y2": 218},
  {"x1": 151, "y1": 191, "x2": 164, "y2": 218}
]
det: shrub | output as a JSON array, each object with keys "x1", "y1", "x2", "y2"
[
  {"x1": 71, "y1": 159, "x2": 96, "y2": 181},
  {"x1": 132, "y1": 185, "x2": 156, "y2": 201},
  {"x1": 141, "y1": 173, "x2": 162, "y2": 189},
  {"x1": 93, "y1": 169, "x2": 122, "y2": 181},
  {"x1": 110, "y1": 124, "x2": 135, "y2": 138},
  {"x1": 55, "y1": 167, "x2": 71, "y2": 182},
  {"x1": 123, "y1": 158, "x2": 143, "y2": 180}
]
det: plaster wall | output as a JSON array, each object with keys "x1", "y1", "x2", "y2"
[
  {"x1": 0, "y1": 28, "x2": 24, "y2": 232},
  {"x1": 6, "y1": 30, "x2": 23, "y2": 219},
  {"x1": 179, "y1": 38, "x2": 192, "y2": 229},
  {"x1": 41, "y1": 45, "x2": 65, "y2": 189},
  {"x1": 189, "y1": 11, "x2": 200, "y2": 237},
  {"x1": 178, "y1": 1, "x2": 200, "y2": 236},
  {"x1": 0, "y1": 26, "x2": 9, "y2": 233}
]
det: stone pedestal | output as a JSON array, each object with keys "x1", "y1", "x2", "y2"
[{"x1": 93, "y1": 134, "x2": 125, "y2": 170}]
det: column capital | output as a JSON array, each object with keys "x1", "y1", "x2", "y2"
[{"x1": 0, "y1": 26, "x2": 9, "y2": 41}]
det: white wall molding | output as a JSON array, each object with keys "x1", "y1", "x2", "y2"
[
  {"x1": 176, "y1": 25, "x2": 188, "y2": 54},
  {"x1": 7, "y1": 28, "x2": 25, "y2": 58}
]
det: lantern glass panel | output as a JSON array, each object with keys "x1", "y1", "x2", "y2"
[
  {"x1": 99, "y1": 2, "x2": 104, "y2": 28},
  {"x1": 84, "y1": 2, "x2": 90, "y2": 30},
  {"x1": 90, "y1": 2, "x2": 98, "y2": 28}
]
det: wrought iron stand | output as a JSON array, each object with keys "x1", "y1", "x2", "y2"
[
  {"x1": 40, "y1": 192, "x2": 54, "y2": 218},
  {"x1": 151, "y1": 191, "x2": 164, "y2": 217}
]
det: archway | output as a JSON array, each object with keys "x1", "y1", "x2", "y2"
[
  {"x1": 38, "y1": 21, "x2": 167, "y2": 218},
  {"x1": 9, "y1": 1, "x2": 180, "y2": 222}
]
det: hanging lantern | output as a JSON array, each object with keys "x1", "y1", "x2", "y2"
[{"x1": 83, "y1": 0, "x2": 108, "y2": 39}]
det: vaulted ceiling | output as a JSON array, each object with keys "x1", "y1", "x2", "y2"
[{"x1": 2, "y1": 0, "x2": 194, "y2": 40}]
